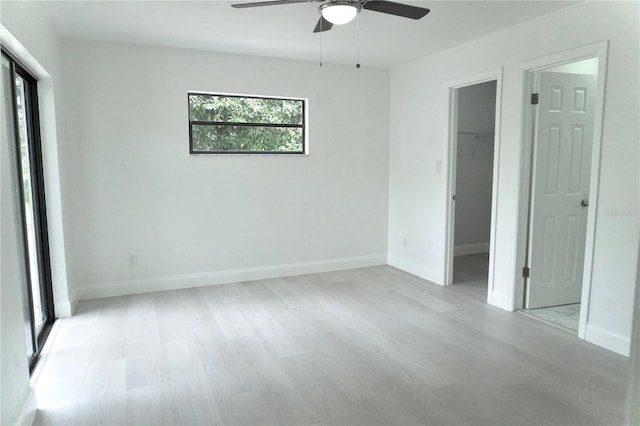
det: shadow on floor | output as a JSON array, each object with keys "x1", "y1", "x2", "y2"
[
  {"x1": 452, "y1": 253, "x2": 489, "y2": 301},
  {"x1": 453, "y1": 253, "x2": 489, "y2": 285}
]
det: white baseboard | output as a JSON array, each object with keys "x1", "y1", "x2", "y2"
[
  {"x1": 8, "y1": 387, "x2": 36, "y2": 426},
  {"x1": 387, "y1": 255, "x2": 441, "y2": 285},
  {"x1": 53, "y1": 289, "x2": 79, "y2": 318},
  {"x1": 76, "y1": 254, "x2": 387, "y2": 300},
  {"x1": 69, "y1": 289, "x2": 79, "y2": 315},
  {"x1": 454, "y1": 242, "x2": 490, "y2": 256},
  {"x1": 487, "y1": 291, "x2": 514, "y2": 312},
  {"x1": 585, "y1": 324, "x2": 631, "y2": 356},
  {"x1": 54, "y1": 299, "x2": 72, "y2": 318}
]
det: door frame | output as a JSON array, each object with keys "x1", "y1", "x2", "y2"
[
  {"x1": 444, "y1": 68, "x2": 503, "y2": 305},
  {"x1": 515, "y1": 41, "x2": 609, "y2": 339}
]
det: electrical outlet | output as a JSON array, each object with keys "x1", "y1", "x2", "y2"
[
  {"x1": 128, "y1": 254, "x2": 138, "y2": 267},
  {"x1": 436, "y1": 161, "x2": 443, "y2": 174},
  {"x1": 402, "y1": 237, "x2": 408, "y2": 248}
]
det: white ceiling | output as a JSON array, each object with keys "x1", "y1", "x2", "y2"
[{"x1": 39, "y1": 0, "x2": 577, "y2": 68}]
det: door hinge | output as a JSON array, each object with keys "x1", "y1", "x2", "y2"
[
  {"x1": 522, "y1": 266, "x2": 530, "y2": 278},
  {"x1": 531, "y1": 93, "x2": 539, "y2": 105}
]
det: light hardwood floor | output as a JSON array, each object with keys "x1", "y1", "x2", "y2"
[{"x1": 33, "y1": 264, "x2": 628, "y2": 425}]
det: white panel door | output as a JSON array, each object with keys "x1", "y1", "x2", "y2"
[{"x1": 526, "y1": 71, "x2": 596, "y2": 309}]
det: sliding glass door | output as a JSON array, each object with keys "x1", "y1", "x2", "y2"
[{"x1": 2, "y1": 50, "x2": 55, "y2": 371}]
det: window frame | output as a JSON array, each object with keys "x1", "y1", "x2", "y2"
[
  {"x1": 2, "y1": 47, "x2": 56, "y2": 373},
  {"x1": 187, "y1": 92, "x2": 307, "y2": 155}
]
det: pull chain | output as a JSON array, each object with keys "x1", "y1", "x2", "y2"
[
  {"x1": 356, "y1": 13, "x2": 361, "y2": 69},
  {"x1": 319, "y1": 19, "x2": 323, "y2": 67}
]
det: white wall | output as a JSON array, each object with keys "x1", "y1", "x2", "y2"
[
  {"x1": 60, "y1": 40, "x2": 390, "y2": 299},
  {"x1": 388, "y1": 1, "x2": 639, "y2": 355},
  {"x1": 546, "y1": 57, "x2": 599, "y2": 75},
  {"x1": 1, "y1": 1, "x2": 68, "y2": 423},
  {"x1": 454, "y1": 81, "x2": 495, "y2": 254}
]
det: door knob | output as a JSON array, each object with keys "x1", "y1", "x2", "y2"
[{"x1": 581, "y1": 199, "x2": 590, "y2": 207}]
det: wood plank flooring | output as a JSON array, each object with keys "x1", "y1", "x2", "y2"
[{"x1": 33, "y1": 264, "x2": 628, "y2": 425}]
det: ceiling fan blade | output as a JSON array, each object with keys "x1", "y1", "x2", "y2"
[
  {"x1": 231, "y1": 0, "x2": 309, "y2": 9},
  {"x1": 362, "y1": 0, "x2": 430, "y2": 19},
  {"x1": 313, "y1": 16, "x2": 333, "y2": 33}
]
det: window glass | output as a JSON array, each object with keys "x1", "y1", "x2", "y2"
[{"x1": 188, "y1": 93, "x2": 306, "y2": 154}]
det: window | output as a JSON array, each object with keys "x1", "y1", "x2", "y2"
[
  {"x1": 2, "y1": 49, "x2": 55, "y2": 372},
  {"x1": 188, "y1": 92, "x2": 306, "y2": 154}
]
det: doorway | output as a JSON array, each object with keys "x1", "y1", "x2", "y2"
[
  {"x1": 2, "y1": 49, "x2": 55, "y2": 371},
  {"x1": 521, "y1": 57, "x2": 600, "y2": 334},
  {"x1": 445, "y1": 68, "x2": 502, "y2": 305},
  {"x1": 452, "y1": 81, "x2": 497, "y2": 295}
]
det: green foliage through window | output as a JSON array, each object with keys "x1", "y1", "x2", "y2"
[{"x1": 188, "y1": 93, "x2": 306, "y2": 154}]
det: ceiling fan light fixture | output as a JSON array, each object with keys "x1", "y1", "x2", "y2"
[{"x1": 320, "y1": 2, "x2": 359, "y2": 25}]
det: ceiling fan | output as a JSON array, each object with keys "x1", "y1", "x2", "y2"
[{"x1": 231, "y1": 0, "x2": 430, "y2": 33}]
